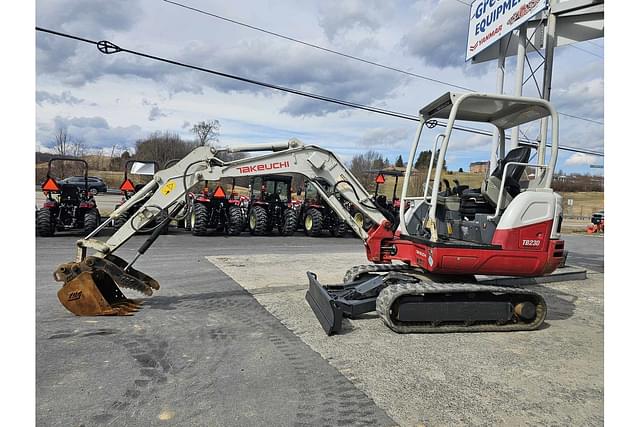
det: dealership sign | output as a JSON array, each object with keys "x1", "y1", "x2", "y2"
[{"x1": 466, "y1": 0, "x2": 547, "y2": 61}]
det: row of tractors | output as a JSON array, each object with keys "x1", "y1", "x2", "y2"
[{"x1": 36, "y1": 158, "x2": 405, "y2": 238}]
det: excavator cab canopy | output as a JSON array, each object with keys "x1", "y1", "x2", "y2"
[{"x1": 420, "y1": 92, "x2": 552, "y2": 130}]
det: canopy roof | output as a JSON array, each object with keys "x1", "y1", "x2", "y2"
[{"x1": 419, "y1": 92, "x2": 551, "y2": 129}]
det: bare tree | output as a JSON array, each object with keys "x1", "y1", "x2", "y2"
[
  {"x1": 191, "y1": 120, "x2": 221, "y2": 146},
  {"x1": 54, "y1": 127, "x2": 70, "y2": 156},
  {"x1": 70, "y1": 137, "x2": 86, "y2": 158},
  {"x1": 135, "y1": 131, "x2": 197, "y2": 166},
  {"x1": 349, "y1": 150, "x2": 385, "y2": 189}
]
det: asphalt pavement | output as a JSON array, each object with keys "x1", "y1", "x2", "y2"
[
  {"x1": 36, "y1": 229, "x2": 603, "y2": 426},
  {"x1": 36, "y1": 232, "x2": 394, "y2": 426}
]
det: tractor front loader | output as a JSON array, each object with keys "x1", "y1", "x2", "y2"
[{"x1": 53, "y1": 93, "x2": 565, "y2": 336}]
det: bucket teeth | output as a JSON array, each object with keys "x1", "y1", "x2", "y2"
[{"x1": 112, "y1": 300, "x2": 143, "y2": 315}]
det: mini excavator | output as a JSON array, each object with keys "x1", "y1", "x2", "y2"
[{"x1": 53, "y1": 93, "x2": 565, "y2": 334}]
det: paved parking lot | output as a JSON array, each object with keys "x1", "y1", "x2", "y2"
[{"x1": 36, "y1": 230, "x2": 603, "y2": 426}]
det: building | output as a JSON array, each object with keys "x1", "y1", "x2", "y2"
[{"x1": 469, "y1": 161, "x2": 489, "y2": 174}]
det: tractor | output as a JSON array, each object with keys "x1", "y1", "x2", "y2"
[
  {"x1": 36, "y1": 157, "x2": 101, "y2": 237},
  {"x1": 112, "y1": 160, "x2": 168, "y2": 234},
  {"x1": 351, "y1": 170, "x2": 406, "y2": 233},
  {"x1": 189, "y1": 179, "x2": 247, "y2": 236},
  {"x1": 247, "y1": 175, "x2": 298, "y2": 236},
  {"x1": 299, "y1": 179, "x2": 348, "y2": 237}
]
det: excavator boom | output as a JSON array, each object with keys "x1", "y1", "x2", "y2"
[{"x1": 54, "y1": 139, "x2": 393, "y2": 316}]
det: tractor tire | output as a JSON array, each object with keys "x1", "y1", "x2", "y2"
[
  {"x1": 226, "y1": 205, "x2": 244, "y2": 236},
  {"x1": 83, "y1": 209, "x2": 100, "y2": 235},
  {"x1": 191, "y1": 202, "x2": 209, "y2": 236},
  {"x1": 249, "y1": 205, "x2": 269, "y2": 236},
  {"x1": 113, "y1": 211, "x2": 130, "y2": 230},
  {"x1": 331, "y1": 220, "x2": 348, "y2": 237},
  {"x1": 279, "y1": 208, "x2": 298, "y2": 236},
  {"x1": 36, "y1": 209, "x2": 55, "y2": 237},
  {"x1": 304, "y1": 208, "x2": 323, "y2": 237}
]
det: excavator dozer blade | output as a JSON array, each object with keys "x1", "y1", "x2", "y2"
[
  {"x1": 305, "y1": 272, "x2": 343, "y2": 335},
  {"x1": 54, "y1": 255, "x2": 159, "y2": 316}
]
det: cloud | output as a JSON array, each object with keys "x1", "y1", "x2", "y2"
[
  {"x1": 148, "y1": 106, "x2": 168, "y2": 121},
  {"x1": 403, "y1": 0, "x2": 470, "y2": 69},
  {"x1": 36, "y1": 0, "x2": 144, "y2": 78},
  {"x1": 357, "y1": 127, "x2": 412, "y2": 148},
  {"x1": 36, "y1": 90, "x2": 84, "y2": 106},
  {"x1": 36, "y1": 31, "x2": 406, "y2": 117},
  {"x1": 318, "y1": 0, "x2": 391, "y2": 41},
  {"x1": 38, "y1": 115, "x2": 144, "y2": 151},
  {"x1": 54, "y1": 116, "x2": 109, "y2": 129},
  {"x1": 179, "y1": 39, "x2": 407, "y2": 117},
  {"x1": 565, "y1": 153, "x2": 598, "y2": 167},
  {"x1": 36, "y1": 0, "x2": 142, "y2": 35},
  {"x1": 554, "y1": 78, "x2": 604, "y2": 122}
]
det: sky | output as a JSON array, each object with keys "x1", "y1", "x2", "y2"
[{"x1": 35, "y1": 0, "x2": 604, "y2": 174}]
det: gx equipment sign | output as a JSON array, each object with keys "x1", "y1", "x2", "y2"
[{"x1": 466, "y1": 0, "x2": 547, "y2": 61}]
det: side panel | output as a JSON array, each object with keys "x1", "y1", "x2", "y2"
[{"x1": 495, "y1": 190, "x2": 557, "y2": 231}]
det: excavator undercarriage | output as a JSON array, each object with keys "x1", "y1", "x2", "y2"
[{"x1": 306, "y1": 264, "x2": 546, "y2": 335}]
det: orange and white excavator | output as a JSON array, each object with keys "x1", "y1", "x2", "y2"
[{"x1": 53, "y1": 92, "x2": 565, "y2": 335}]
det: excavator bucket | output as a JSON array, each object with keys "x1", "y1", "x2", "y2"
[
  {"x1": 57, "y1": 271, "x2": 142, "y2": 316},
  {"x1": 54, "y1": 254, "x2": 159, "y2": 316}
]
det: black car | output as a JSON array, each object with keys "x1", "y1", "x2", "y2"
[
  {"x1": 59, "y1": 176, "x2": 108, "y2": 194},
  {"x1": 591, "y1": 210, "x2": 604, "y2": 224}
]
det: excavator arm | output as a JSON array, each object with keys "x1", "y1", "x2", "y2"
[{"x1": 53, "y1": 139, "x2": 393, "y2": 316}]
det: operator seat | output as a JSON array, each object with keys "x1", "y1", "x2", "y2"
[
  {"x1": 481, "y1": 146, "x2": 531, "y2": 209},
  {"x1": 60, "y1": 183, "x2": 81, "y2": 204},
  {"x1": 459, "y1": 146, "x2": 531, "y2": 217}
]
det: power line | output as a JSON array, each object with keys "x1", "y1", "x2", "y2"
[
  {"x1": 564, "y1": 43, "x2": 604, "y2": 59},
  {"x1": 162, "y1": 0, "x2": 603, "y2": 128},
  {"x1": 162, "y1": 0, "x2": 474, "y2": 92},
  {"x1": 34, "y1": 26, "x2": 604, "y2": 157}
]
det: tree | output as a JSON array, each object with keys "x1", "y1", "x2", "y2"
[
  {"x1": 53, "y1": 127, "x2": 70, "y2": 157},
  {"x1": 349, "y1": 150, "x2": 384, "y2": 188},
  {"x1": 191, "y1": 120, "x2": 221, "y2": 146},
  {"x1": 135, "y1": 131, "x2": 197, "y2": 166},
  {"x1": 458, "y1": 167, "x2": 464, "y2": 173},
  {"x1": 395, "y1": 155, "x2": 404, "y2": 167},
  {"x1": 70, "y1": 137, "x2": 86, "y2": 158},
  {"x1": 214, "y1": 149, "x2": 247, "y2": 162},
  {"x1": 414, "y1": 150, "x2": 432, "y2": 170}
]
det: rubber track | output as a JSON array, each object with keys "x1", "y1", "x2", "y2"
[
  {"x1": 343, "y1": 263, "x2": 420, "y2": 284},
  {"x1": 376, "y1": 281, "x2": 547, "y2": 333}
]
